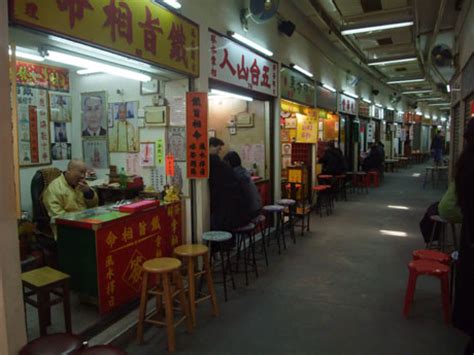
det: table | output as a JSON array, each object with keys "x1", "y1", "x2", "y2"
[
  {"x1": 385, "y1": 159, "x2": 398, "y2": 172},
  {"x1": 56, "y1": 201, "x2": 183, "y2": 314}
]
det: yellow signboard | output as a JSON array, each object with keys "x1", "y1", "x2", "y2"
[
  {"x1": 11, "y1": 0, "x2": 199, "y2": 77},
  {"x1": 296, "y1": 113, "x2": 318, "y2": 143}
]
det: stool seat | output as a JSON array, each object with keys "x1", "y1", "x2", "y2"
[
  {"x1": 78, "y1": 345, "x2": 127, "y2": 355},
  {"x1": 233, "y1": 222, "x2": 256, "y2": 233},
  {"x1": 318, "y1": 174, "x2": 333, "y2": 179},
  {"x1": 412, "y1": 250, "x2": 451, "y2": 264},
  {"x1": 263, "y1": 205, "x2": 285, "y2": 212},
  {"x1": 408, "y1": 259, "x2": 449, "y2": 275},
  {"x1": 202, "y1": 231, "x2": 233, "y2": 242},
  {"x1": 277, "y1": 199, "x2": 296, "y2": 206},
  {"x1": 312, "y1": 185, "x2": 330, "y2": 191},
  {"x1": 285, "y1": 183, "x2": 301, "y2": 189},
  {"x1": 430, "y1": 215, "x2": 448, "y2": 223},
  {"x1": 142, "y1": 257, "x2": 181, "y2": 273},
  {"x1": 174, "y1": 244, "x2": 208, "y2": 257},
  {"x1": 251, "y1": 214, "x2": 266, "y2": 224},
  {"x1": 21, "y1": 266, "x2": 69, "y2": 287},
  {"x1": 19, "y1": 333, "x2": 83, "y2": 355}
]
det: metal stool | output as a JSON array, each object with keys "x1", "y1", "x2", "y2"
[
  {"x1": 277, "y1": 198, "x2": 296, "y2": 243},
  {"x1": 252, "y1": 214, "x2": 269, "y2": 267},
  {"x1": 262, "y1": 205, "x2": 286, "y2": 255},
  {"x1": 233, "y1": 223, "x2": 258, "y2": 286},
  {"x1": 312, "y1": 185, "x2": 332, "y2": 217},
  {"x1": 427, "y1": 215, "x2": 458, "y2": 252}
]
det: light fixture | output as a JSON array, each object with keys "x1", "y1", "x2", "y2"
[
  {"x1": 375, "y1": 103, "x2": 383, "y2": 108},
  {"x1": 290, "y1": 64, "x2": 313, "y2": 78},
  {"x1": 77, "y1": 69, "x2": 102, "y2": 75},
  {"x1": 401, "y1": 90, "x2": 432, "y2": 94},
  {"x1": 441, "y1": 117, "x2": 447, "y2": 122},
  {"x1": 342, "y1": 91, "x2": 358, "y2": 99},
  {"x1": 428, "y1": 103, "x2": 450, "y2": 107},
  {"x1": 209, "y1": 89, "x2": 253, "y2": 102},
  {"x1": 398, "y1": 111, "x2": 405, "y2": 114},
  {"x1": 388, "y1": 205, "x2": 410, "y2": 210},
  {"x1": 424, "y1": 115, "x2": 430, "y2": 119},
  {"x1": 412, "y1": 173, "x2": 421, "y2": 177},
  {"x1": 446, "y1": 84, "x2": 451, "y2": 93},
  {"x1": 162, "y1": 0, "x2": 182, "y2": 9},
  {"x1": 416, "y1": 111, "x2": 423, "y2": 115},
  {"x1": 45, "y1": 50, "x2": 151, "y2": 82},
  {"x1": 9, "y1": 46, "x2": 45, "y2": 62},
  {"x1": 386, "y1": 107, "x2": 395, "y2": 111},
  {"x1": 417, "y1": 97, "x2": 443, "y2": 101},
  {"x1": 380, "y1": 229, "x2": 408, "y2": 237},
  {"x1": 227, "y1": 31, "x2": 273, "y2": 57},
  {"x1": 341, "y1": 21, "x2": 414, "y2": 35},
  {"x1": 362, "y1": 98, "x2": 372, "y2": 104},
  {"x1": 321, "y1": 83, "x2": 336, "y2": 93},
  {"x1": 387, "y1": 78, "x2": 425, "y2": 84},
  {"x1": 368, "y1": 57, "x2": 417, "y2": 66}
]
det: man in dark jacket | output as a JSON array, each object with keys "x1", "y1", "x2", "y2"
[
  {"x1": 318, "y1": 141, "x2": 347, "y2": 175},
  {"x1": 362, "y1": 143, "x2": 384, "y2": 172}
]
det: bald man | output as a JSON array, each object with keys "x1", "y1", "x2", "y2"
[{"x1": 43, "y1": 159, "x2": 99, "y2": 220}]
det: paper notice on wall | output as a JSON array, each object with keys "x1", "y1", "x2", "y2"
[
  {"x1": 239, "y1": 143, "x2": 265, "y2": 176},
  {"x1": 126, "y1": 153, "x2": 140, "y2": 175},
  {"x1": 169, "y1": 96, "x2": 186, "y2": 126},
  {"x1": 151, "y1": 166, "x2": 166, "y2": 192}
]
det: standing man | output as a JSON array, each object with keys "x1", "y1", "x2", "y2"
[
  {"x1": 109, "y1": 102, "x2": 138, "y2": 152},
  {"x1": 82, "y1": 95, "x2": 107, "y2": 137},
  {"x1": 431, "y1": 130, "x2": 444, "y2": 166}
]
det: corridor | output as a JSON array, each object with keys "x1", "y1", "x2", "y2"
[{"x1": 120, "y1": 166, "x2": 467, "y2": 355}]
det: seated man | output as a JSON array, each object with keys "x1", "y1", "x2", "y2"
[{"x1": 43, "y1": 159, "x2": 99, "y2": 220}]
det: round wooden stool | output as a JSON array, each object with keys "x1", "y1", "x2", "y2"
[
  {"x1": 136, "y1": 257, "x2": 192, "y2": 352},
  {"x1": 19, "y1": 333, "x2": 84, "y2": 355},
  {"x1": 174, "y1": 244, "x2": 219, "y2": 327}
]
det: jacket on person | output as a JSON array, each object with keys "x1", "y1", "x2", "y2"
[
  {"x1": 438, "y1": 182, "x2": 463, "y2": 224},
  {"x1": 319, "y1": 147, "x2": 347, "y2": 175},
  {"x1": 362, "y1": 146, "x2": 384, "y2": 171},
  {"x1": 233, "y1": 165, "x2": 262, "y2": 217}
]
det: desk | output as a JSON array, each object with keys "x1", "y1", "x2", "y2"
[
  {"x1": 95, "y1": 185, "x2": 143, "y2": 205},
  {"x1": 56, "y1": 201, "x2": 183, "y2": 314}
]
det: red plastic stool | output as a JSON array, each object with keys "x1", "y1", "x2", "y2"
[
  {"x1": 403, "y1": 259, "x2": 450, "y2": 324},
  {"x1": 412, "y1": 249, "x2": 451, "y2": 264},
  {"x1": 368, "y1": 170, "x2": 379, "y2": 187}
]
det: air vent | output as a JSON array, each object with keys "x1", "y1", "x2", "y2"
[
  {"x1": 377, "y1": 38, "x2": 393, "y2": 45},
  {"x1": 361, "y1": 0, "x2": 382, "y2": 13},
  {"x1": 395, "y1": 67, "x2": 407, "y2": 72}
]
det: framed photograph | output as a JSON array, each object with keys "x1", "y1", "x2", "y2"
[
  {"x1": 208, "y1": 129, "x2": 216, "y2": 138},
  {"x1": 83, "y1": 139, "x2": 109, "y2": 170},
  {"x1": 81, "y1": 91, "x2": 107, "y2": 137},
  {"x1": 49, "y1": 92, "x2": 71, "y2": 122},
  {"x1": 285, "y1": 114, "x2": 297, "y2": 129},
  {"x1": 235, "y1": 112, "x2": 254, "y2": 127},
  {"x1": 109, "y1": 101, "x2": 140, "y2": 152},
  {"x1": 140, "y1": 78, "x2": 159, "y2": 95},
  {"x1": 53, "y1": 122, "x2": 68, "y2": 142},
  {"x1": 140, "y1": 142, "x2": 155, "y2": 167},
  {"x1": 282, "y1": 143, "x2": 292, "y2": 156},
  {"x1": 144, "y1": 106, "x2": 168, "y2": 126},
  {"x1": 167, "y1": 127, "x2": 186, "y2": 161},
  {"x1": 51, "y1": 143, "x2": 71, "y2": 160}
]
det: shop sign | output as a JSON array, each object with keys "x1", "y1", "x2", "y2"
[
  {"x1": 370, "y1": 105, "x2": 384, "y2": 120},
  {"x1": 367, "y1": 121, "x2": 375, "y2": 143},
  {"x1": 338, "y1": 94, "x2": 357, "y2": 115},
  {"x1": 296, "y1": 113, "x2": 317, "y2": 143},
  {"x1": 16, "y1": 61, "x2": 70, "y2": 92},
  {"x1": 316, "y1": 86, "x2": 337, "y2": 111},
  {"x1": 384, "y1": 109, "x2": 394, "y2": 122},
  {"x1": 395, "y1": 111, "x2": 404, "y2": 123},
  {"x1": 10, "y1": 0, "x2": 199, "y2": 77},
  {"x1": 96, "y1": 203, "x2": 182, "y2": 314},
  {"x1": 280, "y1": 67, "x2": 315, "y2": 106},
  {"x1": 186, "y1": 92, "x2": 208, "y2": 178},
  {"x1": 395, "y1": 124, "x2": 402, "y2": 138},
  {"x1": 209, "y1": 31, "x2": 277, "y2": 96},
  {"x1": 358, "y1": 100, "x2": 370, "y2": 117}
]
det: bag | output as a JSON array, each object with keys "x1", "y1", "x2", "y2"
[{"x1": 419, "y1": 202, "x2": 440, "y2": 243}]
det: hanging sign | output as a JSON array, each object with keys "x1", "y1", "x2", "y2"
[
  {"x1": 370, "y1": 105, "x2": 385, "y2": 120},
  {"x1": 296, "y1": 113, "x2": 317, "y2": 143},
  {"x1": 280, "y1": 67, "x2": 315, "y2": 106},
  {"x1": 16, "y1": 61, "x2": 70, "y2": 92},
  {"x1": 338, "y1": 94, "x2": 357, "y2": 115},
  {"x1": 10, "y1": 0, "x2": 199, "y2": 77},
  {"x1": 186, "y1": 92, "x2": 209, "y2": 178},
  {"x1": 165, "y1": 154, "x2": 175, "y2": 176},
  {"x1": 358, "y1": 100, "x2": 370, "y2": 117},
  {"x1": 156, "y1": 138, "x2": 165, "y2": 165},
  {"x1": 209, "y1": 30, "x2": 277, "y2": 96}
]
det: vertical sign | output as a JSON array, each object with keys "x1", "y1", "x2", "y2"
[
  {"x1": 186, "y1": 92, "x2": 208, "y2": 178},
  {"x1": 156, "y1": 138, "x2": 165, "y2": 165}
]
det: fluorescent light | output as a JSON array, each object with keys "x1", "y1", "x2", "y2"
[
  {"x1": 418, "y1": 97, "x2": 443, "y2": 101},
  {"x1": 441, "y1": 117, "x2": 447, "y2": 122},
  {"x1": 446, "y1": 84, "x2": 451, "y2": 93},
  {"x1": 424, "y1": 115, "x2": 430, "y2": 119},
  {"x1": 342, "y1": 91, "x2": 358, "y2": 99},
  {"x1": 228, "y1": 32, "x2": 273, "y2": 57},
  {"x1": 380, "y1": 229, "x2": 408, "y2": 237},
  {"x1": 368, "y1": 57, "x2": 417, "y2": 66},
  {"x1": 77, "y1": 69, "x2": 101, "y2": 75},
  {"x1": 209, "y1": 89, "x2": 253, "y2": 102},
  {"x1": 8, "y1": 46, "x2": 44, "y2": 62},
  {"x1": 386, "y1": 107, "x2": 395, "y2": 111},
  {"x1": 428, "y1": 102, "x2": 450, "y2": 106},
  {"x1": 341, "y1": 21, "x2": 414, "y2": 35},
  {"x1": 362, "y1": 98, "x2": 372, "y2": 104},
  {"x1": 401, "y1": 90, "x2": 432, "y2": 94},
  {"x1": 162, "y1": 0, "x2": 182, "y2": 9},
  {"x1": 412, "y1": 173, "x2": 421, "y2": 177},
  {"x1": 290, "y1": 64, "x2": 313, "y2": 78},
  {"x1": 387, "y1": 78, "x2": 425, "y2": 84},
  {"x1": 375, "y1": 103, "x2": 383, "y2": 108},
  {"x1": 45, "y1": 50, "x2": 151, "y2": 82},
  {"x1": 388, "y1": 205, "x2": 409, "y2": 210},
  {"x1": 322, "y1": 83, "x2": 336, "y2": 93},
  {"x1": 416, "y1": 111, "x2": 423, "y2": 115}
]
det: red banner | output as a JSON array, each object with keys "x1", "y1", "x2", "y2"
[
  {"x1": 186, "y1": 92, "x2": 208, "y2": 178},
  {"x1": 96, "y1": 203, "x2": 182, "y2": 314},
  {"x1": 16, "y1": 61, "x2": 70, "y2": 92}
]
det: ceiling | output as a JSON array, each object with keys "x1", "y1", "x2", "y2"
[{"x1": 291, "y1": 0, "x2": 462, "y2": 117}]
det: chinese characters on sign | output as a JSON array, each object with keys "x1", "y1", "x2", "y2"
[
  {"x1": 280, "y1": 67, "x2": 315, "y2": 106},
  {"x1": 338, "y1": 94, "x2": 357, "y2": 115},
  {"x1": 16, "y1": 61, "x2": 70, "y2": 92},
  {"x1": 296, "y1": 112, "x2": 318, "y2": 143},
  {"x1": 12, "y1": 0, "x2": 199, "y2": 77},
  {"x1": 186, "y1": 92, "x2": 208, "y2": 178},
  {"x1": 370, "y1": 105, "x2": 385, "y2": 120},
  {"x1": 209, "y1": 30, "x2": 277, "y2": 96}
]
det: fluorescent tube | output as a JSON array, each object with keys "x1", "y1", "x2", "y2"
[
  {"x1": 209, "y1": 89, "x2": 253, "y2": 102},
  {"x1": 322, "y1": 83, "x2": 336, "y2": 93},
  {"x1": 228, "y1": 32, "x2": 273, "y2": 57},
  {"x1": 368, "y1": 57, "x2": 417, "y2": 66},
  {"x1": 362, "y1": 98, "x2": 372, "y2": 104},
  {"x1": 401, "y1": 90, "x2": 432, "y2": 94},
  {"x1": 290, "y1": 64, "x2": 313, "y2": 78},
  {"x1": 387, "y1": 78, "x2": 425, "y2": 84},
  {"x1": 162, "y1": 0, "x2": 182, "y2": 9},
  {"x1": 342, "y1": 21, "x2": 414, "y2": 35}
]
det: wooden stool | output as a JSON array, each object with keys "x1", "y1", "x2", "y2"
[
  {"x1": 19, "y1": 333, "x2": 83, "y2": 355},
  {"x1": 335, "y1": 175, "x2": 347, "y2": 201},
  {"x1": 136, "y1": 257, "x2": 192, "y2": 352},
  {"x1": 174, "y1": 244, "x2": 219, "y2": 327},
  {"x1": 21, "y1": 266, "x2": 72, "y2": 336}
]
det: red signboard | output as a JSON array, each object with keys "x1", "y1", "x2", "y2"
[
  {"x1": 96, "y1": 203, "x2": 182, "y2": 314},
  {"x1": 186, "y1": 92, "x2": 208, "y2": 178},
  {"x1": 16, "y1": 61, "x2": 70, "y2": 92}
]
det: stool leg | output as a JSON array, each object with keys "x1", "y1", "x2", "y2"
[
  {"x1": 235, "y1": 233, "x2": 242, "y2": 273},
  {"x1": 440, "y1": 273, "x2": 451, "y2": 324},
  {"x1": 187, "y1": 257, "x2": 197, "y2": 327},
  {"x1": 451, "y1": 224, "x2": 458, "y2": 250},
  {"x1": 243, "y1": 233, "x2": 249, "y2": 286},
  {"x1": 162, "y1": 273, "x2": 176, "y2": 352},
  {"x1": 37, "y1": 289, "x2": 49, "y2": 336},
  {"x1": 280, "y1": 213, "x2": 287, "y2": 250},
  {"x1": 260, "y1": 223, "x2": 269, "y2": 267},
  {"x1": 275, "y1": 214, "x2": 281, "y2": 255},
  {"x1": 175, "y1": 271, "x2": 192, "y2": 333},
  {"x1": 403, "y1": 270, "x2": 418, "y2": 318},
  {"x1": 219, "y1": 249, "x2": 228, "y2": 302},
  {"x1": 250, "y1": 232, "x2": 258, "y2": 278},
  {"x1": 137, "y1": 271, "x2": 149, "y2": 344},
  {"x1": 62, "y1": 280, "x2": 72, "y2": 333},
  {"x1": 227, "y1": 250, "x2": 236, "y2": 290},
  {"x1": 427, "y1": 221, "x2": 438, "y2": 249},
  {"x1": 203, "y1": 252, "x2": 219, "y2": 317},
  {"x1": 155, "y1": 274, "x2": 163, "y2": 317}
]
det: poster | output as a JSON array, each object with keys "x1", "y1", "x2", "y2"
[
  {"x1": 81, "y1": 91, "x2": 107, "y2": 137},
  {"x1": 167, "y1": 127, "x2": 186, "y2": 161},
  {"x1": 49, "y1": 92, "x2": 71, "y2": 122},
  {"x1": 156, "y1": 139, "x2": 165, "y2": 166},
  {"x1": 126, "y1": 154, "x2": 140, "y2": 175},
  {"x1": 83, "y1": 139, "x2": 109, "y2": 170},
  {"x1": 169, "y1": 96, "x2": 186, "y2": 126},
  {"x1": 17, "y1": 85, "x2": 51, "y2": 166},
  {"x1": 140, "y1": 143, "x2": 155, "y2": 167},
  {"x1": 296, "y1": 113, "x2": 318, "y2": 143},
  {"x1": 109, "y1": 101, "x2": 139, "y2": 152},
  {"x1": 151, "y1": 167, "x2": 167, "y2": 192},
  {"x1": 51, "y1": 143, "x2": 71, "y2": 160},
  {"x1": 167, "y1": 161, "x2": 189, "y2": 196},
  {"x1": 16, "y1": 61, "x2": 69, "y2": 91},
  {"x1": 239, "y1": 143, "x2": 265, "y2": 176},
  {"x1": 186, "y1": 92, "x2": 208, "y2": 179}
]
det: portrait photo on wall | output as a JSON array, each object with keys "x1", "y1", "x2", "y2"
[
  {"x1": 83, "y1": 139, "x2": 109, "y2": 170},
  {"x1": 109, "y1": 101, "x2": 139, "y2": 152},
  {"x1": 81, "y1": 91, "x2": 107, "y2": 137},
  {"x1": 167, "y1": 126, "x2": 186, "y2": 161},
  {"x1": 51, "y1": 142, "x2": 72, "y2": 161},
  {"x1": 282, "y1": 143, "x2": 292, "y2": 156},
  {"x1": 53, "y1": 122, "x2": 68, "y2": 143},
  {"x1": 49, "y1": 92, "x2": 72, "y2": 122}
]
